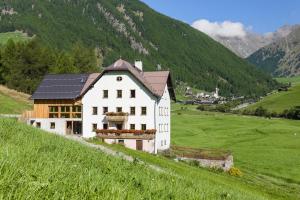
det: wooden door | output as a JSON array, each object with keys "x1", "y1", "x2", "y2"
[{"x1": 136, "y1": 140, "x2": 143, "y2": 151}]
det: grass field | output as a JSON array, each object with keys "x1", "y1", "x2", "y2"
[
  {"x1": 245, "y1": 76, "x2": 300, "y2": 113},
  {"x1": 0, "y1": 85, "x2": 32, "y2": 114},
  {"x1": 171, "y1": 104, "x2": 300, "y2": 199},
  {"x1": 0, "y1": 118, "x2": 273, "y2": 200},
  {"x1": 276, "y1": 76, "x2": 300, "y2": 84},
  {"x1": 0, "y1": 31, "x2": 31, "y2": 45}
]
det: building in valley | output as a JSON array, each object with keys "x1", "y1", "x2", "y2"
[{"x1": 24, "y1": 59, "x2": 175, "y2": 153}]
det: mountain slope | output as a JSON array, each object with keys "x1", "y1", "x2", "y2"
[
  {"x1": 248, "y1": 26, "x2": 300, "y2": 77},
  {"x1": 0, "y1": 0, "x2": 276, "y2": 96}
]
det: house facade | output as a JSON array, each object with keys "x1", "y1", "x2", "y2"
[{"x1": 25, "y1": 59, "x2": 175, "y2": 153}]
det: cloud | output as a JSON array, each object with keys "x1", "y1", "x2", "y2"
[{"x1": 191, "y1": 19, "x2": 247, "y2": 38}]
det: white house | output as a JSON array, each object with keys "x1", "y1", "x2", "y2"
[{"x1": 24, "y1": 59, "x2": 176, "y2": 154}]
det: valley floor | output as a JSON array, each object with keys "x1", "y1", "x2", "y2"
[{"x1": 172, "y1": 104, "x2": 300, "y2": 199}]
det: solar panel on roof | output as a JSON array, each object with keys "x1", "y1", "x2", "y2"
[{"x1": 31, "y1": 74, "x2": 91, "y2": 100}]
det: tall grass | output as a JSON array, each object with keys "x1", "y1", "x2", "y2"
[{"x1": 0, "y1": 118, "x2": 268, "y2": 199}]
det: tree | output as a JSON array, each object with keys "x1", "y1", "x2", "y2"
[{"x1": 71, "y1": 42, "x2": 99, "y2": 73}]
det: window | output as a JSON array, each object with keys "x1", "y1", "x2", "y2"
[
  {"x1": 50, "y1": 122, "x2": 55, "y2": 129},
  {"x1": 141, "y1": 107, "x2": 147, "y2": 115},
  {"x1": 60, "y1": 113, "x2": 70, "y2": 118},
  {"x1": 49, "y1": 106, "x2": 58, "y2": 112},
  {"x1": 116, "y1": 107, "x2": 122, "y2": 112},
  {"x1": 30, "y1": 120, "x2": 34, "y2": 125},
  {"x1": 72, "y1": 106, "x2": 82, "y2": 118},
  {"x1": 164, "y1": 140, "x2": 167, "y2": 145},
  {"x1": 36, "y1": 122, "x2": 41, "y2": 128},
  {"x1": 141, "y1": 124, "x2": 146, "y2": 130},
  {"x1": 130, "y1": 90, "x2": 136, "y2": 98},
  {"x1": 61, "y1": 106, "x2": 70, "y2": 118},
  {"x1": 103, "y1": 107, "x2": 108, "y2": 114},
  {"x1": 130, "y1": 107, "x2": 135, "y2": 115},
  {"x1": 49, "y1": 106, "x2": 59, "y2": 118},
  {"x1": 103, "y1": 90, "x2": 108, "y2": 98},
  {"x1": 92, "y1": 124, "x2": 97, "y2": 132},
  {"x1": 61, "y1": 106, "x2": 70, "y2": 113},
  {"x1": 161, "y1": 140, "x2": 164, "y2": 146},
  {"x1": 117, "y1": 90, "x2": 122, "y2": 98},
  {"x1": 130, "y1": 124, "x2": 135, "y2": 130},
  {"x1": 92, "y1": 107, "x2": 98, "y2": 115},
  {"x1": 103, "y1": 123, "x2": 108, "y2": 130},
  {"x1": 116, "y1": 76, "x2": 123, "y2": 81},
  {"x1": 72, "y1": 106, "x2": 81, "y2": 112}
]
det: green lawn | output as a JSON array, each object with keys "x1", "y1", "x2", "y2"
[
  {"x1": 246, "y1": 84, "x2": 300, "y2": 113},
  {"x1": 0, "y1": 118, "x2": 273, "y2": 200},
  {"x1": 0, "y1": 91, "x2": 32, "y2": 114},
  {"x1": 242, "y1": 76, "x2": 300, "y2": 113},
  {"x1": 275, "y1": 76, "x2": 300, "y2": 84},
  {"x1": 171, "y1": 104, "x2": 300, "y2": 199},
  {"x1": 0, "y1": 31, "x2": 31, "y2": 45}
]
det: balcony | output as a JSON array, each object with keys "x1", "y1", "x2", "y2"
[
  {"x1": 96, "y1": 129, "x2": 156, "y2": 140},
  {"x1": 105, "y1": 112, "x2": 129, "y2": 122}
]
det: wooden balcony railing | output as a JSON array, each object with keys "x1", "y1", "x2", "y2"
[{"x1": 105, "y1": 112, "x2": 129, "y2": 122}]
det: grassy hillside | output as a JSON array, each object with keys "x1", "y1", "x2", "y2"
[
  {"x1": 245, "y1": 76, "x2": 300, "y2": 113},
  {"x1": 0, "y1": 0, "x2": 277, "y2": 96},
  {"x1": 0, "y1": 85, "x2": 32, "y2": 114},
  {"x1": 0, "y1": 31, "x2": 31, "y2": 45},
  {"x1": 0, "y1": 118, "x2": 272, "y2": 200},
  {"x1": 172, "y1": 105, "x2": 300, "y2": 199}
]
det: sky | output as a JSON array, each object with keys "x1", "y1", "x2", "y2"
[{"x1": 141, "y1": 0, "x2": 300, "y2": 35}]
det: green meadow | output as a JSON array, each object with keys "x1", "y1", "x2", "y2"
[
  {"x1": 171, "y1": 105, "x2": 300, "y2": 199},
  {"x1": 0, "y1": 31, "x2": 31, "y2": 45},
  {"x1": 0, "y1": 118, "x2": 273, "y2": 200},
  {"x1": 0, "y1": 92, "x2": 32, "y2": 114},
  {"x1": 0, "y1": 86, "x2": 32, "y2": 114},
  {"x1": 246, "y1": 76, "x2": 300, "y2": 113}
]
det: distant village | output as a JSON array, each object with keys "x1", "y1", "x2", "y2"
[{"x1": 177, "y1": 86, "x2": 247, "y2": 105}]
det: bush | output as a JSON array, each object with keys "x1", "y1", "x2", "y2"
[
  {"x1": 228, "y1": 167, "x2": 242, "y2": 177},
  {"x1": 254, "y1": 106, "x2": 267, "y2": 116},
  {"x1": 197, "y1": 105, "x2": 206, "y2": 111}
]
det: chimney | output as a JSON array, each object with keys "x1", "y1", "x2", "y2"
[{"x1": 135, "y1": 60, "x2": 143, "y2": 71}]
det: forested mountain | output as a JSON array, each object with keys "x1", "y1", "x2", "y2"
[
  {"x1": 0, "y1": 0, "x2": 277, "y2": 96},
  {"x1": 248, "y1": 26, "x2": 300, "y2": 77}
]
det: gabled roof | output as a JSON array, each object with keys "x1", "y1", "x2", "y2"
[
  {"x1": 31, "y1": 73, "x2": 100, "y2": 100},
  {"x1": 85, "y1": 59, "x2": 176, "y2": 100},
  {"x1": 31, "y1": 59, "x2": 176, "y2": 101}
]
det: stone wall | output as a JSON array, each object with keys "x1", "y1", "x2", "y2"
[{"x1": 178, "y1": 155, "x2": 233, "y2": 171}]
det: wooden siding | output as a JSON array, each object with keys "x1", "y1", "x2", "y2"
[{"x1": 33, "y1": 99, "x2": 81, "y2": 118}]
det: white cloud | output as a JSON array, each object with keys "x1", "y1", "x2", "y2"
[{"x1": 191, "y1": 19, "x2": 247, "y2": 38}]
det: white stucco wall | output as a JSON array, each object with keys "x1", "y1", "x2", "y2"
[
  {"x1": 82, "y1": 71, "x2": 157, "y2": 138},
  {"x1": 28, "y1": 118, "x2": 81, "y2": 135},
  {"x1": 155, "y1": 85, "x2": 171, "y2": 152},
  {"x1": 104, "y1": 138, "x2": 155, "y2": 153}
]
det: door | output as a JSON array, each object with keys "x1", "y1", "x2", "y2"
[
  {"x1": 66, "y1": 121, "x2": 72, "y2": 135},
  {"x1": 73, "y1": 121, "x2": 82, "y2": 135},
  {"x1": 116, "y1": 123, "x2": 123, "y2": 130},
  {"x1": 136, "y1": 140, "x2": 143, "y2": 151}
]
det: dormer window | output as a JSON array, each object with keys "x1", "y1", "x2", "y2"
[{"x1": 116, "y1": 76, "x2": 122, "y2": 81}]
